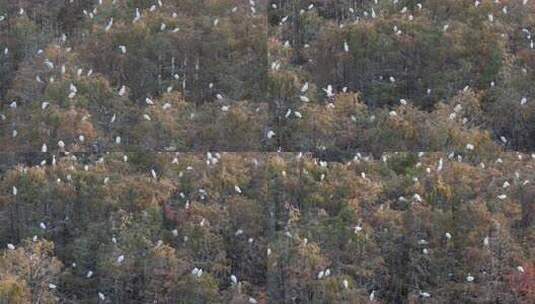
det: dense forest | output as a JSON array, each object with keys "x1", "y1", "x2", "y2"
[
  {"x1": 0, "y1": 0, "x2": 534, "y2": 303},
  {"x1": 1, "y1": 0, "x2": 535, "y2": 152},
  {"x1": 0, "y1": 152, "x2": 534, "y2": 303}
]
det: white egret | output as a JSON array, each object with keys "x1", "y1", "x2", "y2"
[
  {"x1": 419, "y1": 291, "x2": 431, "y2": 298},
  {"x1": 105, "y1": 18, "x2": 113, "y2": 32},
  {"x1": 301, "y1": 82, "x2": 309, "y2": 93}
]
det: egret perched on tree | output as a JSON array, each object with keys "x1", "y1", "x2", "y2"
[
  {"x1": 133, "y1": 8, "x2": 141, "y2": 22},
  {"x1": 44, "y1": 59, "x2": 54, "y2": 69},
  {"x1": 7, "y1": 243, "x2": 15, "y2": 250},
  {"x1": 234, "y1": 185, "x2": 242, "y2": 194},
  {"x1": 323, "y1": 85, "x2": 334, "y2": 98},
  {"x1": 483, "y1": 236, "x2": 490, "y2": 247},
  {"x1": 230, "y1": 274, "x2": 238, "y2": 285},
  {"x1": 419, "y1": 291, "x2": 431, "y2": 298},
  {"x1": 105, "y1": 18, "x2": 113, "y2": 32},
  {"x1": 192, "y1": 267, "x2": 203, "y2": 278},
  {"x1": 301, "y1": 82, "x2": 309, "y2": 93}
]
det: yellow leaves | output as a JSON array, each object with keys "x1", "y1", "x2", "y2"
[
  {"x1": 333, "y1": 92, "x2": 368, "y2": 117},
  {"x1": 268, "y1": 69, "x2": 301, "y2": 97},
  {"x1": 267, "y1": 155, "x2": 288, "y2": 176},
  {"x1": 435, "y1": 177, "x2": 453, "y2": 202},
  {"x1": 294, "y1": 241, "x2": 328, "y2": 274},
  {"x1": 0, "y1": 240, "x2": 62, "y2": 304},
  {"x1": 114, "y1": 177, "x2": 175, "y2": 210},
  {"x1": 0, "y1": 275, "x2": 29, "y2": 304}
]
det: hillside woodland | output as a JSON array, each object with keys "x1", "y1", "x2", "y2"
[
  {"x1": 0, "y1": 152, "x2": 534, "y2": 303},
  {"x1": 0, "y1": 0, "x2": 535, "y2": 152},
  {"x1": 0, "y1": 1, "x2": 534, "y2": 303}
]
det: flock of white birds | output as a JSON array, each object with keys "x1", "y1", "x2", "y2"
[
  {"x1": 5, "y1": 150, "x2": 533, "y2": 301},
  {"x1": 1, "y1": 0, "x2": 533, "y2": 150},
  {"x1": 1, "y1": 0, "x2": 534, "y2": 302}
]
